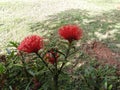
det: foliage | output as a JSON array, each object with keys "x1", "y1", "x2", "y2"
[
  {"x1": 71, "y1": 61, "x2": 118, "y2": 90},
  {"x1": 0, "y1": 31, "x2": 120, "y2": 90}
]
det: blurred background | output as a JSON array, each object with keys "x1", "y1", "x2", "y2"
[{"x1": 0, "y1": 0, "x2": 120, "y2": 53}]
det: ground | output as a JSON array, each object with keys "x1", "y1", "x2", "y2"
[{"x1": 0, "y1": 0, "x2": 120, "y2": 53}]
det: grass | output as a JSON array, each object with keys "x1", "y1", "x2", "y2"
[
  {"x1": 29, "y1": 9, "x2": 120, "y2": 51},
  {"x1": 0, "y1": 0, "x2": 120, "y2": 53}
]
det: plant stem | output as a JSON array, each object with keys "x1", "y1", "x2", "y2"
[
  {"x1": 19, "y1": 52, "x2": 30, "y2": 78},
  {"x1": 55, "y1": 49, "x2": 65, "y2": 56},
  {"x1": 53, "y1": 74, "x2": 59, "y2": 90},
  {"x1": 94, "y1": 87, "x2": 99, "y2": 90},
  {"x1": 58, "y1": 42, "x2": 72, "y2": 74},
  {"x1": 36, "y1": 53, "x2": 53, "y2": 74}
]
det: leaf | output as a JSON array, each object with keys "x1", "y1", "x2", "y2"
[
  {"x1": 9, "y1": 41, "x2": 19, "y2": 48},
  {"x1": 27, "y1": 69, "x2": 35, "y2": 76},
  {"x1": 25, "y1": 79, "x2": 32, "y2": 90},
  {"x1": 14, "y1": 64, "x2": 23, "y2": 67},
  {"x1": 0, "y1": 63, "x2": 6, "y2": 74},
  {"x1": 9, "y1": 86, "x2": 13, "y2": 90},
  {"x1": 108, "y1": 85, "x2": 113, "y2": 90},
  {"x1": 104, "y1": 82, "x2": 108, "y2": 89}
]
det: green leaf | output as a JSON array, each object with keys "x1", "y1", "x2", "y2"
[
  {"x1": 108, "y1": 85, "x2": 113, "y2": 90},
  {"x1": 9, "y1": 86, "x2": 13, "y2": 90},
  {"x1": 14, "y1": 64, "x2": 23, "y2": 67},
  {"x1": 0, "y1": 63, "x2": 6, "y2": 74},
  {"x1": 27, "y1": 69, "x2": 35, "y2": 76},
  {"x1": 25, "y1": 79, "x2": 32, "y2": 90},
  {"x1": 104, "y1": 82, "x2": 108, "y2": 89},
  {"x1": 9, "y1": 41, "x2": 19, "y2": 48}
]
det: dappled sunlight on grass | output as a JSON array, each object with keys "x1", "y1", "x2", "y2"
[
  {"x1": 29, "y1": 9, "x2": 120, "y2": 51},
  {"x1": 0, "y1": 0, "x2": 120, "y2": 53}
]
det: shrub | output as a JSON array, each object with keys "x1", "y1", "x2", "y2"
[{"x1": 0, "y1": 24, "x2": 119, "y2": 90}]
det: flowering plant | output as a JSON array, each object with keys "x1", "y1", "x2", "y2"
[
  {"x1": 1, "y1": 24, "x2": 119, "y2": 90},
  {"x1": 16, "y1": 24, "x2": 83, "y2": 90}
]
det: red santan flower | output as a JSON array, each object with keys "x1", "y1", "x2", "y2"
[
  {"x1": 58, "y1": 24, "x2": 83, "y2": 42},
  {"x1": 45, "y1": 49, "x2": 59, "y2": 64},
  {"x1": 18, "y1": 35, "x2": 43, "y2": 53}
]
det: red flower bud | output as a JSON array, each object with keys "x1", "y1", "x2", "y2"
[{"x1": 45, "y1": 49, "x2": 59, "y2": 64}]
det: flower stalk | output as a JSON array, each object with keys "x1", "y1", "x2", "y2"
[
  {"x1": 53, "y1": 74, "x2": 59, "y2": 90},
  {"x1": 36, "y1": 53, "x2": 53, "y2": 74},
  {"x1": 58, "y1": 42, "x2": 72, "y2": 75}
]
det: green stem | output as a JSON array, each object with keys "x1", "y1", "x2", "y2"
[
  {"x1": 94, "y1": 87, "x2": 99, "y2": 90},
  {"x1": 36, "y1": 53, "x2": 53, "y2": 74},
  {"x1": 55, "y1": 49, "x2": 65, "y2": 56},
  {"x1": 58, "y1": 42, "x2": 72, "y2": 75},
  {"x1": 19, "y1": 52, "x2": 30, "y2": 78},
  {"x1": 53, "y1": 74, "x2": 59, "y2": 90}
]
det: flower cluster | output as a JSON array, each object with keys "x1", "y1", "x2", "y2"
[
  {"x1": 59, "y1": 24, "x2": 83, "y2": 43},
  {"x1": 45, "y1": 49, "x2": 59, "y2": 64},
  {"x1": 18, "y1": 35, "x2": 43, "y2": 53}
]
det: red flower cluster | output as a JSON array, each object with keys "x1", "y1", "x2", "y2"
[
  {"x1": 17, "y1": 35, "x2": 43, "y2": 53},
  {"x1": 32, "y1": 77, "x2": 41, "y2": 90},
  {"x1": 58, "y1": 24, "x2": 83, "y2": 42},
  {"x1": 45, "y1": 49, "x2": 59, "y2": 64}
]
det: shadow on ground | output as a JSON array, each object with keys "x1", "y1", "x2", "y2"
[{"x1": 29, "y1": 9, "x2": 120, "y2": 53}]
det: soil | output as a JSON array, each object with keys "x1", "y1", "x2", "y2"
[{"x1": 82, "y1": 41, "x2": 120, "y2": 69}]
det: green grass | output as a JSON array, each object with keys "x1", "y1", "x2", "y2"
[
  {"x1": 0, "y1": 0, "x2": 120, "y2": 53},
  {"x1": 29, "y1": 9, "x2": 120, "y2": 52}
]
